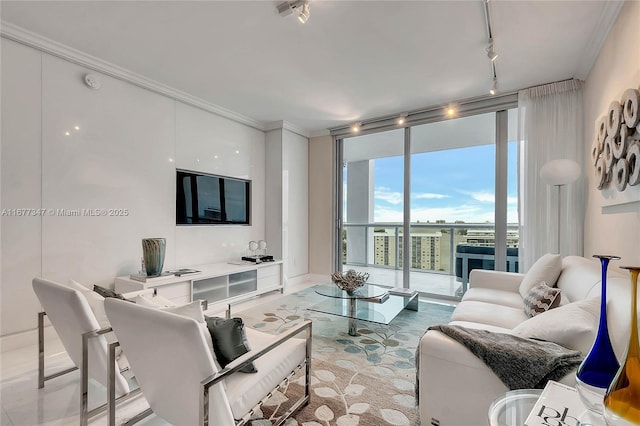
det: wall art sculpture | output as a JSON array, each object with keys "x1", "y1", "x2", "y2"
[{"x1": 591, "y1": 86, "x2": 640, "y2": 192}]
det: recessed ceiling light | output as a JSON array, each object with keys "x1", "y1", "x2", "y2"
[
  {"x1": 446, "y1": 107, "x2": 456, "y2": 117},
  {"x1": 74, "y1": 126, "x2": 80, "y2": 131},
  {"x1": 398, "y1": 114, "x2": 407, "y2": 125},
  {"x1": 352, "y1": 122, "x2": 361, "y2": 133},
  {"x1": 64, "y1": 131, "x2": 70, "y2": 136}
]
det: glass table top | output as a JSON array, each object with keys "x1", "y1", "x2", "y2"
[
  {"x1": 308, "y1": 284, "x2": 418, "y2": 325},
  {"x1": 314, "y1": 284, "x2": 389, "y2": 299},
  {"x1": 488, "y1": 389, "x2": 543, "y2": 426}
]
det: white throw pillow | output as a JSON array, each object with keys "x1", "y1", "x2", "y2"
[
  {"x1": 519, "y1": 253, "x2": 562, "y2": 298},
  {"x1": 69, "y1": 279, "x2": 110, "y2": 329},
  {"x1": 512, "y1": 297, "x2": 600, "y2": 355}
]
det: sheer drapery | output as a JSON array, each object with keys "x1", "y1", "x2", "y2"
[{"x1": 518, "y1": 79, "x2": 585, "y2": 271}]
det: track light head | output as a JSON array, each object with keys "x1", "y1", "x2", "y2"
[
  {"x1": 351, "y1": 122, "x2": 361, "y2": 133},
  {"x1": 397, "y1": 114, "x2": 407, "y2": 125},
  {"x1": 297, "y1": 2, "x2": 310, "y2": 23},
  {"x1": 486, "y1": 40, "x2": 498, "y2": 61},
  {"x1": 278, "y1": 0, "x2": 310, "y2": 23},
  {"x1": 489, "y1": 78, "x2": 498, "y2": 95}
]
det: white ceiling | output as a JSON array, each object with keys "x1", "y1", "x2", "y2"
[{"x1": 0, "y1": 1, "x2": 622, "y2": 136}]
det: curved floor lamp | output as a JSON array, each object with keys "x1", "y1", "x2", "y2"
[{"x1": 540, "y1": 159, "x2": 581, "y2": 254}]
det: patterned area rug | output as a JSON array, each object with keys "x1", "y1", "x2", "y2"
[{"x1": 234, "y1": 286, "x2": 454, "y2": 426}]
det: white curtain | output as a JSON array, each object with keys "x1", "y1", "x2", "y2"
[{"x1": 518, "y1": 79, "x2": 585, "y2": 271}]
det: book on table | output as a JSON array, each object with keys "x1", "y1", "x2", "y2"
[
  {"x1": 388, "y1": 287, "x2": 417, "y2": 296},
  {"x1": 524, "y1": 380, "x2": 603, "y2": 426}
]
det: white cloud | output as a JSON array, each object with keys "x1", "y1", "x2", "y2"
[
  {"x1": 507, "y1": 196, "x2": 518, "y2": 204},
  {"x1": 374, "y1": 187, "x2": 403, "y2": 205},
  {"x1": 468, "y1": 191, "x2": 495, "y2": 203},
  {"x1": 413, "y1": 192, "x2": 449, "y2": 199}
]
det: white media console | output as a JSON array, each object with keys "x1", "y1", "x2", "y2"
[{"x1": 114, "y1": 260, "x2": 283, "y2": 308}]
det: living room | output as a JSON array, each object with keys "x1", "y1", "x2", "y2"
[{"x1": 1, "y1": 1, "x2": 639, "y2": 425}]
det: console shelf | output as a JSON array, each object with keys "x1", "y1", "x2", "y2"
[{"x1": 115, "y1": 260, "x2": 283, "y2": 307}]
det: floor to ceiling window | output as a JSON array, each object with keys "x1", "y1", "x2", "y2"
[{"x1": 336, "y1": 101, "x2": 519, "y2": 301}]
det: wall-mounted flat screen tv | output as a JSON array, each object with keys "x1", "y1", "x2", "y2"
[{"x1": 176, "y1": 170, "x2": 250, "y2": 225}]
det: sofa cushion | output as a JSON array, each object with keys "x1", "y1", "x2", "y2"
[
  {"x1": 462, "y1": 288, "x2": 523, "y2": 309},
  {"x1": 523, "y1": 282, "x2": 561, "y2": 317},
  {"x1": 512, "y1": 297, "x2": 600, "y2": 355},
  {"x1": 449, "y1": 320, "x2": 513, "y2": 334},
  {"x1": 451, "y1": 301, "x2": 529, "y2": 329},
  {"x1": 519, "y1": 253, "x2": 562, "y2": 298}
]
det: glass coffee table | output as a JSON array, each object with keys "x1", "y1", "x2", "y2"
[{"x1": 308, "y1": 284, "x2": 419, "y2": 336}]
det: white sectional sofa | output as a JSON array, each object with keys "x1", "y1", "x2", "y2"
[{"x1": 418, "y1": 255, "x2": 634, "y2": 426}]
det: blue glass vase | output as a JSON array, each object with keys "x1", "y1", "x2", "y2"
[{"x1": 575, "y1": 254, "x2": 621, "y2": 414}]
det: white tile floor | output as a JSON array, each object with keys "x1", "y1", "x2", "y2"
[
  {"x1": 0, "y1": 279, "x2": 316, "y2": 426},
  {"x1": 0, "y1": 277, "x2": 455, "y2": 426}
]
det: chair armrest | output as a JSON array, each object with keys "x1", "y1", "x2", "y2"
[
  {"x1": 468, "y1": 269, "x2": 524, "y2": 292},
  {"x1": 199, "y1": 320, "x2": 312, "y2": 426},
  {"x1": 203, "y1": 320, "x2": 312, "y2": 386}
]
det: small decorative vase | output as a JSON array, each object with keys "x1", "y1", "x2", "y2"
[
  {"x1": 575, "y1": 255, "x2": 621, "y2": 414},
  {"x1": 142, "y1": 238, "x2": 166, "y2": 277},
  {"x1": 603, "y1": 266, "x2": 640, "y2": 425}
]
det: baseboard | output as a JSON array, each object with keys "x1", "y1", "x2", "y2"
[
  {"x1": 1, "y1": 324, "x2": 59, "y2": 353},
  {"x1": 286, "y1": 273, "x2": 322, "y2": 287}
]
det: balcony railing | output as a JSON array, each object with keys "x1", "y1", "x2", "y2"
[{"x1": 342, "y1": 222, "x2": 519, "y2": 297}]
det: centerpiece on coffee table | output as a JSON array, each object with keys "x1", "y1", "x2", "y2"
[{"x1": 331, "y1": 269, "x2": 370, "y2": 294}]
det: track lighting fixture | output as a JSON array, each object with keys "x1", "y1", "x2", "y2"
[
  {"x1": 486, "y1": 39, "x2": 498, "y2": 62},
  {"x1": 351, "y1": 122, "x2": 361, "y2": 133},
  {"x1": 277, "y1": 0, "x2": 310, "y2": 24},
  {"x1": 397, "y1": 114, "x2": 407, "y2": 125},
  {"x1": 489, "y1": 77, "x2": 498, "y2": 95}
]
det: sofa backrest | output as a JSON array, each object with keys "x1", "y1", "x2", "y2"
[{"x1": 556, "y1": 256, "x2": 634, "y2": 360}]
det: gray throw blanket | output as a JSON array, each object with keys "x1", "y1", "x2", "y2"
[{"x1": 415, "y1": 325, "x2": 583, "y2": 399}]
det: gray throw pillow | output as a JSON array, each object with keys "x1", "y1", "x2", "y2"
[{"x1": 205, "y1": 316, "x2": 257, "y2": 373}]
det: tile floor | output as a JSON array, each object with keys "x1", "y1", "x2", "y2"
[{"x1": 0, "y1": 277, "x2": 455, "y2": 426}]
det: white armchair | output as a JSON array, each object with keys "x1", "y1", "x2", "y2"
[
  {"x1": 32, "y1": 278, "x2": 150, "y2": 426},
  {"x1": 104, "y1": 297, "x2": 312, "y2": 426}
]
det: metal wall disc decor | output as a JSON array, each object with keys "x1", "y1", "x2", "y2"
[{"x1": 593, "y1": 85, "x2": 640, "y2": 192}]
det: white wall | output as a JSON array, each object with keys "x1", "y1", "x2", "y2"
[
  {"x1": 265, "y1": 127, "x2": 310, "y2": 280},
  {"x1": 308, "y1": 135, "x2": 334, "y2": 275},
  {"x1": 283, "y1": 129, "x2": 309, "y2": 278},
  {"x1": 1, "y1": 40, "x2": 42, "y2": 336},
  {"x1": 584, "y1": 0, "x2": 640, "y2": 267},
  {"x1": 0, "y1": 39, "x2": 268, "y2": 337}
]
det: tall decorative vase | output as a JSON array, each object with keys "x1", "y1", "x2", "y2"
[
  {"x1": 142, "y1": 238, "x2": 166, "y2": 277},
  {"x1": 575, "y1": 254, "x2": 621, "y2": 414},
  {"x1": 603, "y1": 266, "x2": 640, "y2": 425}
]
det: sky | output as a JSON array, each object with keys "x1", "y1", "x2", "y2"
[{"x1": 345, "y1": 142, "x2": 519, "y2": 224}]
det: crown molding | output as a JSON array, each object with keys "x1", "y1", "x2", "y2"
[
  {"x1": 265, "y1": 120, "x2": 310, "y2": 138},
  {"x1": 576, "y1": 1, "x2": 624, "y2": 79},
  {"x1": 0, "y1": 21, "x2": 266, "y2": 132}
]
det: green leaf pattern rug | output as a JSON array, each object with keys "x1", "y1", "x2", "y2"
[{"x1": 234, "y1": 286, "x2": 454, "y2": 426}]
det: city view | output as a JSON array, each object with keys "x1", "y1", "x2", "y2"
[{"x1": 341, "y1": 111, "x2": 520, "y2": 297}]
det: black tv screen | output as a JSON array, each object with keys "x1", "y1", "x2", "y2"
[{"x1": 176, "y1": 170, "x2": 250, "y2": 225}]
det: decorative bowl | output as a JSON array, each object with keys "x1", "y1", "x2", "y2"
[{"x1": 330, "y1": 269, "x2": 370, "y2": 292}]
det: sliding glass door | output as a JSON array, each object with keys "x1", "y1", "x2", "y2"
[
  {"x1": 336, "y1": 107, "x2": 519, "y2": 300},
  {"x1": 341, "y1": 128, "x2": 406, "y2": 287}
]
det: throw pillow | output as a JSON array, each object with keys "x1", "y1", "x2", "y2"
[
  {"x1": 93, "y1": 284, "x2": 126, "y2": 300},
  {"x1": 205, "y1": 316, "x2": 257, "y2": 373},
  {"x1": 512, "y1": 297, "x2": 600, "y2": 355},
  {"x1": 519, "y1": 253, "x2": 562, "y2": 298},
  {"x1": 523, "y1": 282, "x2": 561, "y2": 317}
]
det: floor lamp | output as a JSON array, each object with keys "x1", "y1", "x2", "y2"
[{"x1": 539, "y1": 159, "x2": 581, "y2": 254}]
